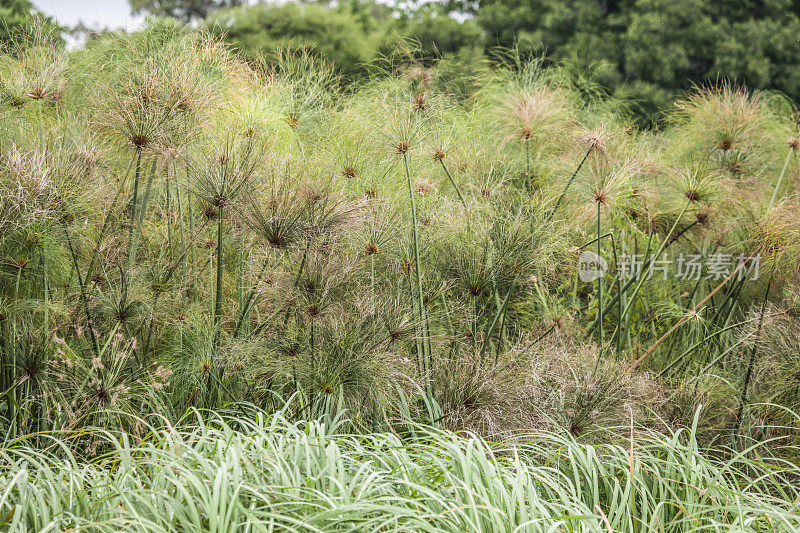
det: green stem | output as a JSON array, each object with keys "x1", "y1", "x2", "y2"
[
  {"x1": 233, "y1": 256, "x2": 270, "y2": 338},
  {"x1": 36, "y1": 100, "x2": 45, "y2": 148},
  {"x1": 126, "y1": 149, "x2": 142, "y2": 257},
  {"x1": 736, "y1": 269, "x2": 774, "y2": 429},
  {"x1": 127, "y1": 159, "x2": 157, "y2": 269},
  {"x1": 619, "y1": 200, "x2": 691, "y2": 323},
  {"x1": 213, "y1": 203, "x2": 224, "y2": 354},
  {"x1": 186, "y1": 165, "x2": 195, "y2": 268},
  {"x1": 62, "y1": 224, "x2": 99, "y2": 355},
  {"x1": 660, "y1": 319, "x2": 754, "y2": 377},
  {"x1": 165, "y1": 171, "x2": 173, "y2": 249},
  {"x1": 370, "y1": 255, "x2": 375, "y2": 302},
  {"x1": 587, "y1": 218, "x2": 698, "y2": 337},
  {"x1": 41, "y1": 242, "x2": 49, "y2": 334},
  {"x1": 546, "y1": 147, "x2": 592, "y2": 223},
  {"x1": 403, "y1": 152, "x2": 429, "y2": 383},
  {"x1": 438, "y1": 159, "x2": 467, "y2": 211},
  {"x1": 769, "y1": 148, "x2": 794, "y2": 208},
  {"x1": 142, "y1": 219, "x2": 209, "y2": 358},
  {"x1": 596, "y1": 201, "x2": 603, "y2": 351},
  {"x1": 525, "y1": 138, "x2": 531, "y2": 184},
  {"x1": 174, "y1": 167, "x2": 187, "y2": 284},
  {"x1": 85, "y1": 168, "x2": 130, "y2": 284}
]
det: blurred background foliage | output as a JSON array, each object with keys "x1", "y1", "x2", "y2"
[
  {"x1": 6, "y1": 0, "x2": 800, "y2": 127},
  {"x1": 0, "y1": 0, "x2": 60, "y2": 47}
]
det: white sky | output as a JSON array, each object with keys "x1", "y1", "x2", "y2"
[{"x1": 32, "y1": 0, "x2": 145, "y2": 30}]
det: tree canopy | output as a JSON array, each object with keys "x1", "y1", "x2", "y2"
[
  {"x1": 5, "y1": 0, "x2": 799, "y2": 125},
  {"x1": 0, "y1": 0, "x2": 60, "y2": 47},
  {"x1": 130, "y1": 0, "x2": 244, "y2": 22}
]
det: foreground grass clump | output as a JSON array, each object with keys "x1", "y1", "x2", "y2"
[{"x1": 1, "y1": 409, "x2": 799, "y2": 532}]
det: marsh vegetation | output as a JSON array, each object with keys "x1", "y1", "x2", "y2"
[{"x1": 1, "y1": 22, "x2": 800, "y2": 531}]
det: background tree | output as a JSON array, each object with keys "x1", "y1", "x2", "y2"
[
  {"x1": 207, "y1": 2, "x2": 377, "y2": 80},
  {"x1": 0, "y1": 0, "x2": 60, "y2": 47},
  {"x1": 123, "y1": 0, "x2": 800, "y2": 126},
  {"x1": 130, "y1": 0, "x2": 244, "y2": 22},
  {"x1": 475, "y1": 0, "x2": 800, "y2": 125}
]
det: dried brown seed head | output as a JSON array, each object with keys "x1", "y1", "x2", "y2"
[
  {"x1": 593, "y1": 189, "x2": 608, "y2": 205},
  {"x1": 395, "y1": 140, "x2": 411, "y2": 155},
  {"x1": 364, "y1": 241, "x2": 379, "y2": 255},
  {"x1": 416, "y1": 180, "x2": 432, "y2": 196},
  {"x1": 27, "y1": 86, "x2": 46, "y2": 100},
  {"x1": 130, "y1": 134, "x2": 149, "y2": 149}
]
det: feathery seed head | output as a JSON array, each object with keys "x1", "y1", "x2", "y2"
[
  {"x1": 364, "y1": 241, "x2": 379, "y2": 255},
  {"x1": 395, "y1": 140, "x2": 411, "y2": 155},
  {"x1": 412, "y1": 93, "x2": 428, "y2": 112},
  {"x1": 416, "y1": 180, "x2": 433, "y2": 196},
  {"x1": 684, "y1": 189, "x2": 700, "y2": 202}
]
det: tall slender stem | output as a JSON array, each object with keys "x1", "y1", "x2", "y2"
[
  {"x1": 127, "y1": 159, "x2": 157, "y2": 270},
  {"x1": 173, "y1": 167, "x2": 187, "y2": 283},
  {"x1": 736, "y1": 268, "x2": 774, "y2": 429},
  {"x1": 62, "y1": 224, "x2": 99, "y2": 355},
  {"x1": 403, "y1": 152, "x2": 428, "y2": 382},
  {"x1": 769, "y1": 148, "x2": 794, "y2": 208},
  {"x1": 213, "y1": 203, "x2": 224, "y2": 354},
  {"x1": 587, "y1": 217, "x2": 698, "y2": 338},
  {"x1": 370, "y1": 255, "x2": 375, "y2": 302},
  {"x1": 186, "y1": 165, "x2": 195, "y2": 268},
  {"x1": 233, "y1": 256, "x2": 270, "y2": 338},
  {"x1": 620, "y1": 200, "x2": 690, "y2": 322},
  {"x1": 41, "y1": 241, "x2": 49, "y2": 335},
  {"x1": 438, "y1": 159, "x2": 467, "y2": 211},
  {"x1": 546, "y1": 147, "x2": 592, "y2": 223},
  {"x1": 126, "y1": 148, "x2": 142, "y2": 254},
  {"x1": 36, "y1": 100, "x2": 45, "y2": 149},
  {"x1": 525, "y1": 138, "x2": 531, "y2": 180},
  {"x1": 596, "y1": 202, "x2": 603, "y2": 351},
  {"x1": 165, "y1": 171, "x2": 173, "y2": 249}
]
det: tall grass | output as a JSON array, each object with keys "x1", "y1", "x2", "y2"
[
  {"x1": 1, "y1": 22, "x2": 800, "y2": 466},
  {"x1": 1, "y1": 407, "x2": 799, "y2": 532}
]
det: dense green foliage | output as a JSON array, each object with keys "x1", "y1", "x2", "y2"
[
  {"x1": 2, "y1": 18, "x2": 800, "y2": 439},
  {"x1": 476, "y1": 0, "x2": 800, "y2": 124},
  {"x1": 0, "y1": 0, "x2": 59, "y2": 48},
  {"x1": 201, "y1": 0, "x2": 800, "y2": 125},
  {"x1": 131, "y1": 0, "x2": 244, "y2": 21},
  {"x1": 205, "y1": 2, "x2": 485, "y2": 83},
  {"x1": 208, "y1": 2, "x2": 378, "y2": 80},
  {"x1": 1, "y1": 20, "x2": 800, "y2": 530},
  {"x1": 3, "y1": 408, "x2": 800, "y2": 531}
]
